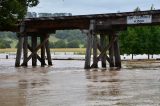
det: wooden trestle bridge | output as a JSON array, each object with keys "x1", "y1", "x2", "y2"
[{"x1": 1, "y1": 10, "x2": 160, "y2": 69}]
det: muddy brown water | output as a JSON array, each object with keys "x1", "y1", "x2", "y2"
[{"x1": 0, "y1": 59, "x2": 160, "y2": 106}]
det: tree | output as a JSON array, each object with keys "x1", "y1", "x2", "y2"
[
  {"x1": 134, "y1": 6, "x2": 141, "y2": 12},
  {"x1": 55, "y1": 30, "x2": 86, "y2": 44},
  {"x1": 54, "y1": 30, "x2": 86, "y2": 47},
  {"x1": 120, "y1": 27, "x2": 142, "y2": 59},
  {"x1": 120, "y1": 6, "x2": 160, "y2": 59},
  {"x1": 67, "y1": 40, "x2": 80, "y2": 48},
  {"x1": 54, "y1": 40, "x2": 67, "y2": 48},
  {"x1": 0, "y1": 39, "x2": 12, "y2": 48},
  {"x1": 151, "y1": 4, "x2": 155, "y2": 10},
  {"x1": 0, "y1": 0, "x2": 39, "y2": 29}
]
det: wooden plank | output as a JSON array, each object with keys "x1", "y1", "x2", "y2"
[
  {"x1": 32, "y1": 36, "x2": 37, "y2": 66},
  {"x1": 45, "y1": 34, "x2": 52, "y2": 66},
  {"x1": 105, "y1": 54, "x2": 111, "y2": 64},
  {"x1": 113, "y1": 33, "x2": 121, "y2": 68},
  {"x1": 84, "y1": 32, "x2": 92, "y2": 69},
  {"x1": 21, "y1": 35, "x2": 49, "y2": 66},
  {"x1": 27, "y1": 44, "x2": 43, "y2": 63},
  {"x1": 91, "y1": 35, "x2": 117, "y2": 68},
  {"x1": 84, "y1": 20, "x2": 95, "y2": 69},
  {"x1": 22, "y1": 36, "x2": 28, "y2": 66},
  {"x1": 15, "y1": 21, "x2": 25, "y2": 67},
  {"x1": 97, "y1": 43, "x2": 101, "y2": 52},
  {"x1": 100, "y1": 35, "x2": 107, "y2": 68},
  {"x1": 99, "y1": 36, "x2": 117, "y2": 60},
  {"x1": 109, "y1": 34, "x2": 115, "y2": 67},
  {"x1": 97, "y1": 40, "x2": 111, "y2": 64},
  {"x1": 15, "y1": 35, "x2": 24, "y2": 67},
  {"x1": 26, "y1": 19, "x2": 90, "y2": 31},
  {"x1": 41, "y1": 36, "x2": 46, "y2": 66},
  {"x1": 92, "y1": 34, "x2": 98, "y2": 68}
]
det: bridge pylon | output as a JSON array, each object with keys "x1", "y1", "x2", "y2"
[
  {"x1": 15, "y1": 22, "x2": 52, "y2": 67},
  {"x1": 84, "y1": 20, "x2": 122, "y2": 69}
]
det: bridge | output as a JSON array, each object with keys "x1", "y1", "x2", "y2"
[{"x1": 1, "y1": 10, "x2": 160, "y2": 69}]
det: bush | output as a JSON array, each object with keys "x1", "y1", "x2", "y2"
[
  {"x1": 67, "y1": 40, "x2": 80, "y2": 48},
  {"x1": 54, "y1": 40, "x2": 66, "y2": 48},
  {"x1": 0, "y1": 40, "x2": 11, "y2": 48}
]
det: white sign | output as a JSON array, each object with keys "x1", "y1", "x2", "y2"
[{"x1": 127, "y1": 15, "x2": 152, "y2": 24}]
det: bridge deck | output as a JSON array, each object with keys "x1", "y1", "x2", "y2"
[
  {"x1": 1, "y1": 10, "x2": 160, "y2": 33},
  {"x1": 1, "y1": 10, "x2": 160, "y2": 68}
]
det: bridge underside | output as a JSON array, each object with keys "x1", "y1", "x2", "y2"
[
  {"x1": 14, "y1": 19, "x2": 126, "y2": 68},
  {"x1": 1, "y1": 10, "x2": 160, "y2": 69},
  {"x1": 15, "y1": 33, "x2": 52, "y2": 67}
]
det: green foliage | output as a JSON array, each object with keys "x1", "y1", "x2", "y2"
[
  {"x1": 50, "y1": 30, "x2": 86, "y2": 48},
  {"x1": 0, "y1": 30, "x2": 86, "y2": 49},
  {"x1": 119, "y1": 6, "x2": 160, "y2": 56},
  {"x1": 119, "y1": 26, "x2": 160, "y2": 55},
  {"x1": 67, "y1": 40, "x2": 80, "y2": 48},
  {"x1": 0, "y1": 32, "x2": 17, "y2": 48},
  {"x1": 120, "y1": 28, "x2": 137, "y2": 54},
  {"x1": 0, "y1": 0, "x2": 39, "y2": 28},
  {"x1": 53, "y1": 40, "x2": 67, "y2": 48},
  {"x1": 55, "y1": 30, "x2": 86, "y2": 44},
  {"x1": 0, "y1": 39, "x2": 12, "y2": 48}
]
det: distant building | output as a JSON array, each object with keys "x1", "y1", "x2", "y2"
[
  {"x1": 52, "y1": 13, "x2": 72, "y2": 17},
  {"x1": 25, "y1": 12, "x2": 37, "y2": 18},
  {"x1": 26, "y1": 12, "x2": 72, "y2": 18},
  {"x1": 38, "y1": 13, "x2": 72, "y2": 17},
  {"x1": 38, "y1": 13, "x2": 53, "y2": 17}
]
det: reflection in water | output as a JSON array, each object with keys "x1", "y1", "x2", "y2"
[
  {"x1": 85, "y1": 69, "x2": 122, "y2": 105},
  {"x1": 0, "y1": 60, "x2": 160, "y2": 106},
  {"x1": 0, "y1": 65, "x2": 50, "y2": 106},
  {"x1": 18, "y1": 78, "x2": 49, "y2": 89}
]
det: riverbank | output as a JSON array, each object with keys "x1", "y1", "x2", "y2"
[{"x1": 122, "y1": 59, "x2": 160, "y2": 68}]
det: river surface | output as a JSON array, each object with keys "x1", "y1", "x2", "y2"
[{"x1": 0, "y1": 59, "x2": 160, "y2": 106}]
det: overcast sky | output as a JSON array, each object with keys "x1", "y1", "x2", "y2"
[{"x1": 28, "y1": 0, "x2": 160, "y2": 15}]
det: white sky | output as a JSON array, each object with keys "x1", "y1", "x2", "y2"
[{"x1": 28, "y1": 0, "x2": 160, "y2": 15}]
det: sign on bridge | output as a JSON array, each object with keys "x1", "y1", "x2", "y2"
[{"x1": 127, "y1": 15, "x2": 152, "y2": 24}]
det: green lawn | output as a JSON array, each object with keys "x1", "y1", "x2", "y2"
[{"x1": 0, "y1": 48, "x2": 86, "y2": 53}]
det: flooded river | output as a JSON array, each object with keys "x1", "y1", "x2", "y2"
[{"x1": 0, "y1": 59, "x2": 160, "y2": 106}]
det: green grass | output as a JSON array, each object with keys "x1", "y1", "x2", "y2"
[
  {"x1": 0, "y1": 48, "x2": 86, "y2": 53},
  {"x1": 50, "y1": 48, "x2": 86, "y2": 53},
  {"x1": 0, "y1": 48, "x2": 17, "y2": 53}
]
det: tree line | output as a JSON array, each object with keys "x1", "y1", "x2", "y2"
[
  {"x1": 49, "y1": 30, "x2": 86, "y2": 48},
  {"x1": 119, "y1": 6, "x2": 160, "y2": 59},
  {"x1": 119, "y1": 26, "x2": 160, "y2": 59},
  {"x1": 0, "y1": 30, "x2": 87, "y2": 48}
]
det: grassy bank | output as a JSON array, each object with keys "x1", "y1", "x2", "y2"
[
  {"x1": 0, "y1": 48, "x2": 86, "y2": 53},
  {"x1": 50, "y1": 48, "x2": 85, "y2": 52},
  {"x1": 0, "y1": 48, "x2": 17, "y2": 53}
]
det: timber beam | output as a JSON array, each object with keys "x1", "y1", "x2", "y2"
[
  {"x1": 90, "y1": 34, "x2": 117, "y2": 68},
  {"x1": 21, "y1": 35, "x2": 50, "y2": 66},
  {"x1": 15, "y1": 28, "x2": 52, "y2": 67}
]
